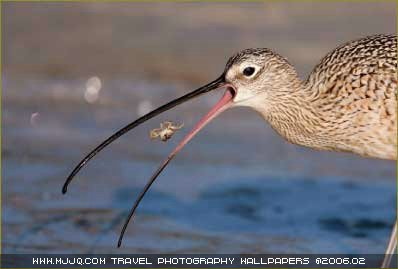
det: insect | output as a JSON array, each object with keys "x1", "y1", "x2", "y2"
[{"x1": 149, "y1": 121, "x2": 184, "y2": 142}]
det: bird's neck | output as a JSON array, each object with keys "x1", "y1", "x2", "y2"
[{"x1": 253, "y1": 78, "x2": 331, "y2": 150}]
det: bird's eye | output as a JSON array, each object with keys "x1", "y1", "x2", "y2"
[{"x1": 243, "y1": 67, "x2": 256, "y2": 77}]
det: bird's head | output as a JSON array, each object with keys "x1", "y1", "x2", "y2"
[
  {"x1": 224, "y1": 48, "x2": 299, "y2": 110},
  {"x1": 62, "y1": 47, "x2": 299, "y2": 247}
]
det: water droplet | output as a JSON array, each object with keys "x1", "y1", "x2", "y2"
[
  {"x1": 30, "y1": 112, "x2": 40, "y2": 127},
  {"x1": 84, "y1": 76, "x2": 102, "y2": 104}
]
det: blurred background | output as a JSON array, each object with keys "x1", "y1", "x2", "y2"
[{"x1": 3, "y1": 2, "x2": 396, "y2": 255}]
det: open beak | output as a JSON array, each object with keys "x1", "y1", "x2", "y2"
[{"x1": 62, "y1": 74, "x2": 236, "y2": 246}]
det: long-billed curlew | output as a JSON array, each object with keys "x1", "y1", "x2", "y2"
[{"x1": 62, "y1": 34, "x2": 397, "y2": 267}]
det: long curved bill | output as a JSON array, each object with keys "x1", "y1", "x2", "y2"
[
  {"x1": 62, "y1": 75, "x2": 229, "y2": 194},
  {"x1": 62, "y1": 74, "x2": 236, "y2": 246}
]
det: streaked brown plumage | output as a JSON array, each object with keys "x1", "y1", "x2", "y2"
[
  {"x1": 307, "y1": 34, "x2": 396, "y2": 159},
  {"x1": 63, "y1": 34, "x2": 397, "y2": 267},
  {"x1": 226, "y1": 34, "x2": 396, "y2": 160},
  {"x1": 224, "y1": 34, "x2": 396, "y2": 268}
]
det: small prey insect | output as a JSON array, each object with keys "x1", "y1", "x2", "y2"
[{"x1": 150, "y1": 121, "x2": 184, "y2": 142}]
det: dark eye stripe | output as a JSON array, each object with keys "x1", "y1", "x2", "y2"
[{"x1": 243, "y1": 67, "x2": 255, "y2": 76}]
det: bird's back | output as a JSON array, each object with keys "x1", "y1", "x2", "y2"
[{"x1": 305, "y1": 34, "x2": 397, "y2": 160}]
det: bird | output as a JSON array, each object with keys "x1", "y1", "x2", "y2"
[{"x1": 62, "y1": 34, "x2": 397, "y2": 267}]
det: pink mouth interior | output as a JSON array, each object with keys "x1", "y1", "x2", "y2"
[{"x1": 169, "y1": 88, "x2": 235, "y2": 158}]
